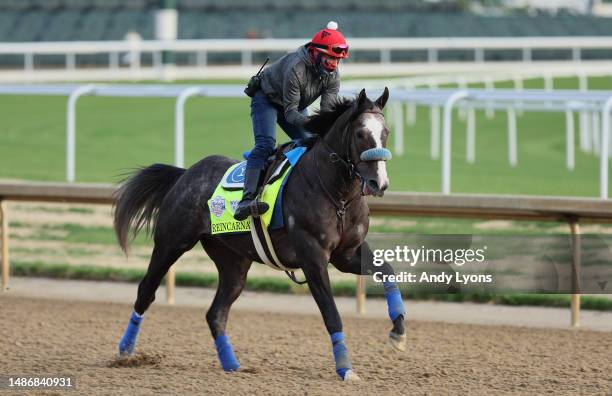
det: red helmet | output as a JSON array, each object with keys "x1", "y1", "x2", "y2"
[{"x1": 310, "y1": 21, "x2": 349, "y2": 59}]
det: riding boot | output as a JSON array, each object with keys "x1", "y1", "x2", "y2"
[{"x1": 233, "y1": 167, "x2": 269, "y2": 221}]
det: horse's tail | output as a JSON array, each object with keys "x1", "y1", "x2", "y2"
[{"x1": 113, "y1": 164, "x2": 186, "y2": 254}]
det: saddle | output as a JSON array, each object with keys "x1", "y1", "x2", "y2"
[{"x1": 221, "y1": 137, "x2": 316, "y2": 191}]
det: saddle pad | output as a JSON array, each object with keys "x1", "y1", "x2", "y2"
[
  {"x1": 208, "y1": 146, "x2": 306, "y2": 235},
  {"x1": 220, "y1": 159, "x2": 288, "y2": 190}
]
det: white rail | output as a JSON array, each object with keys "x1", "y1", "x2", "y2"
[
  {"x1": 0, "y1": 84, "x2": 611, "y2": 198},
  {"x1": 3, "y1": 36, "x2": 612, "y2": 58},
  {"x1": 2, "y1": 36, "x2": 612, "y2": 81}
]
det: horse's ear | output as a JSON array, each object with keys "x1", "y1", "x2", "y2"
[
  {"x1": 375, "y1": 87, "x2": 389, "y2": 109},
  {"x1": 357, "y1": 89, "x2": 367, "y2": 107}
]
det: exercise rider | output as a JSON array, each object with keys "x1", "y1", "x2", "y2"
[{"x1": 233, "y1": 21, "x2": 350, "y2": 221}]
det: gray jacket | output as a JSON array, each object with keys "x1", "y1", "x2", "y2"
[{"x1": 260, "y1": 45, "x2": 340, "y2": 126}]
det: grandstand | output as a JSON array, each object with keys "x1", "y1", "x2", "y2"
[
  {"x1": 1, "y1": 0, "x2": 612, "y2": 69},
  {"x1": 1, "y1": 0, "x2": 612, "y2": 43}
]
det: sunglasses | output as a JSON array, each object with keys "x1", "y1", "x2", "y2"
[
  {"x1": 313, "y1": 43, "x2": 349, "y2": 57},
  {"x1": 331, "y1": 44, "x2": 349, "y2": 56}
]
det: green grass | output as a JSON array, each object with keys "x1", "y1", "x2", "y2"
[
  {"x1": 12, "y1": 218, "x2": 610, "y2": 249},
  {"x1": 368, "y1": 217, "x2": 597, "y2": 235},
  {"x1": 11, "y1": 261, "x2": 612, "y2": 311},
  {"x1": 1, "y1": 76, "x2": 611, "y2": 196},
  {"x1": 10, "y1": 221, "x2": 152, "y2": 247}
]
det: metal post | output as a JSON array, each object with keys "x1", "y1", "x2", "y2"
[
  {"x1": 356, "y1": 276, "x2": 365, "y2": 315},
  {"x1": 1, "y1": 200, "x2": 8, "y2": 291},
  {"x1": 66, "y1": 53, "x2": 76, "y2": 70},
  {"x1": 381, "y1": 49, "x2": 391, "y2": 64},
  {"x1": 153, "y1": 51, "x2": 162, "y2": 69},
  {"x1": 466, "y1": 107, "x2": 476, "y2": 163},
  {"x1": 544, "y1": 72, "x2": 553, "y2": 110},
  {"x1": 429, "y1": 80, "x2": 440, "y2": 160},
  {"x1": 175, "y1": 87, "x2": 202, "y2": 169},
  {"x1": 513, "y1": 75, "x2": 523, "y2": 116},
  {"x1": 569, "y1": 219, "x2": 581, "y2": 328},
  {"x1": 427, "y1": 48, "x2": 438, "y2": 63},
  {"x1": 129, "y1": 44, "x2": 140, "y2": 72},
  {"x1": 566, "y1": 109, "x2": 575, "y2": 171},
  {"x1": 66, "y1": 85, "x2": 96, "y2": 183},
  {"x1": 580, "y1": 112, "x2": 592, "y2": 153},
  {"x1": 457, "y1": 77, "x2": 467, "y2": 90},
  {"x1": 522, "y1": 48, "x2": 531, "y2": 62},
  {"x1": 507, "y1": 107, "x2": 517, "y2": 167},
  {"x1": 457, "y1": 77, "x2": 468, "y2": 121},
  {"x1": 241, "y1": 50, "x2": 252, "y2": 66},
  {"x1": 592, "y1": 111, "x2": 601, "y2": 155},
  {"x1": 578, "y1": 72, "x2": 590, "y2": 153},
  {"x1": 167, "y1": 86, "x2": 202, "y2": 304},
  {"x1": 197, "y1": 51, "x2": 207, "y2": 67},
  {"x1": 156, "y1": 0, "x2": 177, "y2": 81},
  {"x1": 485, "y1": 77, "x2": 495, "y2": 119},
  {"x1": 430, "y1": 106, "x2": 440, "y2": 160},
  {"x1": 166, "y1": 268, "x2": 175, "y2": 305},
  {"x1": 109, "y1": 52, "x2": 119, "y2": 70},
  {"x1": 543, "y1": 73, "x2": 553, "y2": 91},
  {"x1": 24, "y1": 52, "x2": 33, "y2": 72},
  {"x1": 442, "y1": 90, "x2": 469, "y2": 194},
  {"x1": 600, "y1": 96, "x2": 612, "y2": 199}
]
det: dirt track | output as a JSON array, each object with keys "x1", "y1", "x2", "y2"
[{"x1": 0, "y1": 295, "x2": 610, "y2": 395}]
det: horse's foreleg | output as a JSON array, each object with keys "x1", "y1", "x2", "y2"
[
  {"x1": 119, "y1": 244, "x2": 187, "y2": 356},
  {"x1": 202, "y1": 238, "x2": 251, "y2": 372},
  {"x1": 301, "y1": 258, "x2": 360, "y2": 382},
  {"x1": 332, "y1": 241, "x2": 407, "y2": 351}
]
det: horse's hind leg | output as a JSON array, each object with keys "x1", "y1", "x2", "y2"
[
  {"x1": 118, "y1": 243, "x2": 190, "y2": 356},
  {"x1": 201, "y1": 237, "x2": 251, "y2": 372}
]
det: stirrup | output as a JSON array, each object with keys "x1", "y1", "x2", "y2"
[{"x1": 248, "y1": 200, "x2": 269, "y2": 218}]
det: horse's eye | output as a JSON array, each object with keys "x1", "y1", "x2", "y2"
[{"x1": 356, "y1": 131, "x2": 365, "y2": 139}]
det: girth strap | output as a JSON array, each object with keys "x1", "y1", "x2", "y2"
[{"x1": 249, "y1": 214, "x2": 306, "y2": 285}]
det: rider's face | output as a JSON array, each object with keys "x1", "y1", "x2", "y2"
[{"x1": 320, "y1": 53, "x2": 340, "y2": 71}]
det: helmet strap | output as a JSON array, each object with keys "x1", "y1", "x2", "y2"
[{"x1": 308, "y1": 47, "x2": 318, "y2": 66}]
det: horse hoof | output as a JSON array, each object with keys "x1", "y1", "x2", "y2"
[
  {"x1": 343, "y1": 370, "x2": 361, "y2": 382},
  {"x1": 388, "y1": 332, "x2": 406, "y2": 352},
  {"x1": 118, "y1": 347, "x2": 134, "y2": 357},
  {"x1": 222, "y1": 362, "x2": 240, "y2": 372},
  {"x1": 118, "y1": 341, "x2": 135, "y2": 357}
]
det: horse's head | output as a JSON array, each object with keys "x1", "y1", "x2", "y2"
[
  {"x1": 348, "y1": 88, "x2": 391, "y2": 197},
  {"x1": 304, "y1": 87, "x2": 392, "y2": 197}
]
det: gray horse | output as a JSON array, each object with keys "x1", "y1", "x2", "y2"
[{"x1": 114, "y1": 88, "x2": 406, "y2": 381}]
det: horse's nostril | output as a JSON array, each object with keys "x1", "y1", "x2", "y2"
[
  {"x1": 381, "y1": 182, "x2": 388, "y2": 191},
  {"x1": 368, "y1": 179, "x2": 379, "y2": 190}
]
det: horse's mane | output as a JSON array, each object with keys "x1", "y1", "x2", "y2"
[{"x1": 303, "y1": 96, "x2": 354, "y2": 136}]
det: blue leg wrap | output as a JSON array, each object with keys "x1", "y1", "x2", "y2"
[
  {"x1": 118, "y1": 310, "x2": 143, "y2": 356},
  {"x1": 331, "y1": 332, "x2": 352, "y2": 379},
  {"x1": 384, "y1": 281, "x2": 406, "y2": 322},
  {"x1": 214, "y1": 334, "x2": 240, "y2": 372}
]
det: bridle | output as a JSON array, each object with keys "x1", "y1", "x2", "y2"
[{"x1": 314, "y1": 107, "x2": 392, "y2": 222}]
